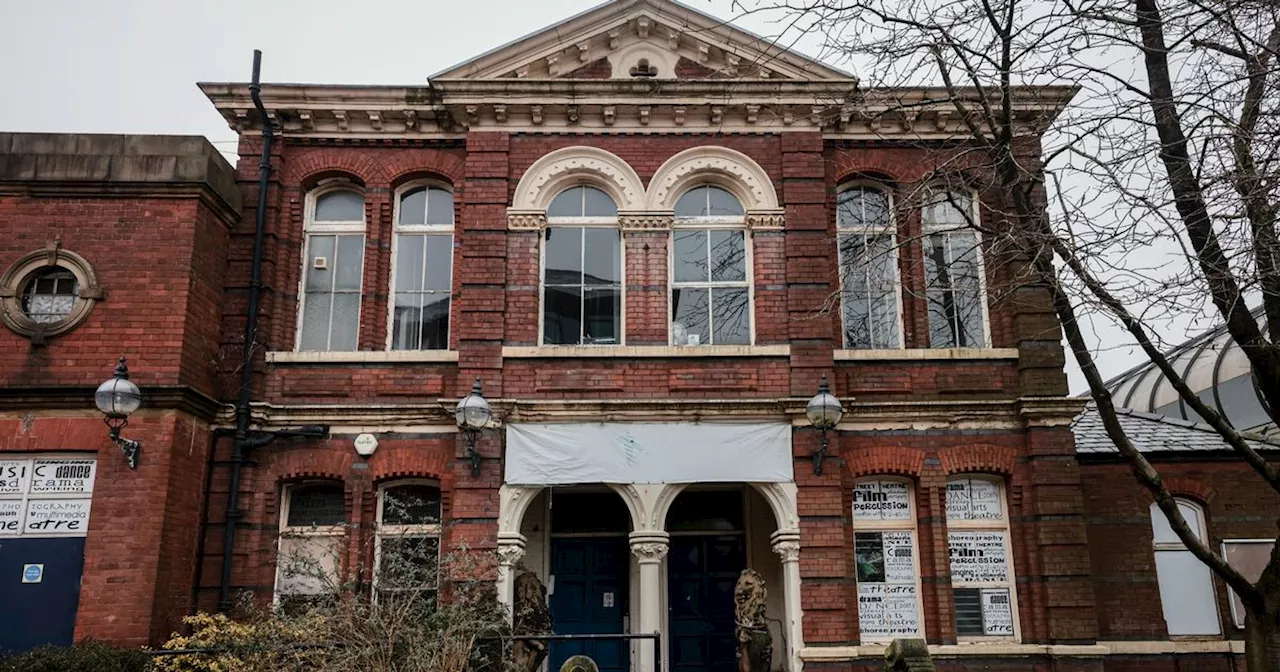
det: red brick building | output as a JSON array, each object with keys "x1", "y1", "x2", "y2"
[{"x1": 0, "y1": 1, "x2": 1271, "y2": 670}]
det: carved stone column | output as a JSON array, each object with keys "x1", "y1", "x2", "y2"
[
  {"x1": 496, "y1": 532, "x2": 527, "y2": 622},
  {"x1": 630, "y1": 531, "x2": 670, "y2": 672},
  {"x1": 771, "y1": 530, "x2": 803, "y2": 672}
]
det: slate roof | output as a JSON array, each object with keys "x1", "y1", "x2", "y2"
[{"x1": 1071, "y1": 405, "x2": 1280, "y2": 454}]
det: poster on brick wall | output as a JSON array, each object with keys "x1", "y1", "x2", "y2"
[
  {"x1": 29, "y1": 459, "x2": 96, "y2": 494},
  {"x1": 855, "y1": 531, "x2": 920, "y2": 638},
  {"x1": 0, "y1": 500, "x2": 23, "y2": 536},
  {"x1": 857, "y1": 583, "x2": 920, "y2": 639},
  {"x1": 0, "y1": 460, "x2": 31, "y2": 494},
  {"x1": 852, "y1": 480, "x2": 912, "y2": 521},
  {"x1": 0, "y1": 456, "x2": 97, "y2": 538},
  {"x1": 946, "y1": 478, "x2": 1002, "y2": 521},
  {"x1": 23, "y1": 498, "x2": 92, "y2": 536},
  {"x1": 948, "y1": 531, "x2": 1009, "y2": 583},
  {"x1": 980, "y1": 588, "x2": 1015, "y2": 636}
]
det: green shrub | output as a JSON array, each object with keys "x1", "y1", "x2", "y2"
[{"x1": 0, "y1": 640, "x2": 149, "y2": 672}]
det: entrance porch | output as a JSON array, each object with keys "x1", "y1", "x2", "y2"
[{"x1": 497, "y1": 481, "x2": 801, "y2": 672}]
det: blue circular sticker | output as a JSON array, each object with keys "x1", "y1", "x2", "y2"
[{"x1": 22, "y1": 564, "x2": 42, "y2": 583}]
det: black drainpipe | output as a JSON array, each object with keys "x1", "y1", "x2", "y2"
[{"x1": 218, "y1": 49, "x2": 274, "y2": 612}]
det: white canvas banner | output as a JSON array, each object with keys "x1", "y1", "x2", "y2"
[{"x1": 505, "y1": 422, "x2": 793, "y2": 485}]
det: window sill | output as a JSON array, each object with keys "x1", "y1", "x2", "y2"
[
  {"x1": 800, "y1": 640, "x2": 1245, "y2": 660},
  {"x1": 501, "y1": 345, "x2": 790, "y2": 358},
  {"x1": 833, "y1": 347, "x2": 1019, "y2": 361},
  {"x1": 267, "y1": 351, "x2": 460, "y2": 364}
]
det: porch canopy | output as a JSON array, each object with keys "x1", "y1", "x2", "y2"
[{"x1": 504, "y1": 422, "x2": 793, "y2": 485}]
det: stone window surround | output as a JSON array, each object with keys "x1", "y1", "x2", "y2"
[{"x1": 0, "y1": 244, "x2": 103, "y2": 344}]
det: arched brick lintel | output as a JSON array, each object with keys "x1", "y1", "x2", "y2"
[
  {"x1": 937, "y1": 444, "x2": 1018, "y2": 476},
  {"x1": 845, "y1": 446, "x2": 927, "y2": 479},
  {"x1": 1161, "y1": 476, "x2": 1217, "y2": 506}
]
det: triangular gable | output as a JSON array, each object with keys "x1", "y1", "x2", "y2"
[{"x1": 430, "y1": 0, "x2": 854, "y2": 82}]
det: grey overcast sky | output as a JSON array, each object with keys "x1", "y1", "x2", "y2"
[{"x1": 0, "y1": 0, "x2": 1192, "y2": 392}]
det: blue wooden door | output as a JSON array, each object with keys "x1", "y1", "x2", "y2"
[
  {"x1": 668, "y1": 535, "x2": 745, "y2": 672},
  {"x1": 0, "y1": 537, "x2": 86, "y2": 654},
  {"x1": 549, "y1": 538, "x2": 629, "y2": 672}
]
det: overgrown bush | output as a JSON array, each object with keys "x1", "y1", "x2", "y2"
[
  {"x1": 156, "y1": 490, "x2": 515, "y2": 672},
  {"x1": 0, "y1": 640, "x2": 149, "y2": 672}
]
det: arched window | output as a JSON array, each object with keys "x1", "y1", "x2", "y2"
[
  {"x1": 1150, "y1": 499, "x2": 1221, "y2": 635},
  {"x1": 376, "y1": 481, "x2": 443, "y2": 602},
  {"x1": 946, "y1": 476, "x2": 1018, "y2": 640},
  {"x1": 542, "y1": 185, "x2": 622, "y2": 346},
  {"x1": 671, "y1": 185, "x2": 750, "y2": 346},
  {"x1": 299, "y1": 188, "x2": 366, "y2": 352},
  {"x1": 391, "y1": 184, "x2": 454, "y2": 351},
  {"x1": 922, "y1": 189, "x2": 988, "y2": 348},
  {"x1": 851, "y1": 478, "x2": 924, "y2": 641},
  {"x1": 275, "y1": 481, "x2": 345, "y2": 608},
  {"x1": 838, "y1": 185, "x2": 900, "y2": 349}
]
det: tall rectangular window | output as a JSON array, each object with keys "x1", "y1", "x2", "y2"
[
  {"x1": 391, "y1": 185, "x2": 454, "y2": 350},
  {"x1": 376, "y1": 482, "x2": 442, "y2": 604},
  {"x1": 852, "y1": 479, "x2": 924, "y2": 641},
  {"x1": 299, "y1": 189, "x2": 365, "y2": 352},
  {"x1": 671, "y1": 185, "x2": 751, "y2": 346},
  {"x1": 276, "y1": 482, "x2": 346, "y2": 610},
  {"x1": 838, "y1": 186, "x2": 900, "y2": 348},
  {"x1": 1152, "y1": 500, "x2": 1221, "y2": 635},
  {"x1": 542, "y1": 186, "x2": 622, "y2": 346},
  {"x1": 947, "y1": 476, "x2": 1018, "y2": 640},
  {"x1": 923, "y1": 190, "x2": 987, "y2": 348}
]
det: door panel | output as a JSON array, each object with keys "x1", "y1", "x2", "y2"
[
  {"x1": 549, "y1": 538, "x2": 629, "y2": 672},
  {"x1": 0, "y1": 537, "x2": 86, "y2": 654},
  {"x1": 668, "y1": 535, "x2": 745, "y2": 672}
]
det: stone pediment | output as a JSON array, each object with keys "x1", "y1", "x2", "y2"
[{"x1": 430, "y1": 0, "x2": 854, "y2": 83}]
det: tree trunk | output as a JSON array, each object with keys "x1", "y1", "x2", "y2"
[{"x1": 1244, "y1": 540, "x2": 1280, "y2": 672}]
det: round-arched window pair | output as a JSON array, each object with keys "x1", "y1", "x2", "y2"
[{"x1": 1, "y1": 247, "x2": 101, "y2": 342}]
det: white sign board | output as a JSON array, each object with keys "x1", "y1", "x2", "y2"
[
  {"x1": 0, "y1": 500, "x2": 23, "y2": 536},
  {"x1": 857, "y1": 583, "x2": 920, "y2": 639},
  {"x1": 949, "y1": 532, "x2": 1009, "y2": 583},
  {"x1": 24, "y1": 498, "x2": 93, "y2": 536},
  {"x1": 0, "y1": 460, "x2": 31, "y2": 494},
  {"x1": 855, "y1": 531, "x2": 920, "y2": 639},
  {"x1": 947, "y1": 479, "x2": 1002, "y2": 521},
  {"x1": 852, "y1": 481, "x2": 912, "y2": 521},
  {"x1": 0, "y1": 456, "x2": 97, "y2": 538},
  {"x1": 980, "y1": 588, "x2": 1015, "y2": 636},
  {"x1": 29, "y1": 459, "x2": 97, "y2": 494},
  {"x1": 505, "y1": 422, "x2": 792, "y2": 485}
]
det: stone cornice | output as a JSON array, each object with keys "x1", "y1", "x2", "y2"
[
  {"x1": 216, "y1": 395, "x2": 1083, "y2": 431},
  {"x1": 0, "y1": 385, "x2": 223, "y2": 422},
  {"x1": 199, "y1": 82, "x2": 1075, "y2": 139}
]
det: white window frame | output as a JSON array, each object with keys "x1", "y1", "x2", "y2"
[
  {"x1": 1222, "y1": 538, "x2": 1275, "y2": 629},
  {"x1": 1151, "y1": 499, "x2": 1222, "y2": 636},
  {"x1": 539, "y1": 185, "x2": 626, "y2": 347},
  {"x1": 374, "y1": 479, "x2": 443, "y2": 599},
  {"x1": 387, "y1": 181, "x2": 455, "y2": 351},
  {"x1": 274, "y1": 481, "x2": 346, "y2": 605},
  {"x1": 837, "y1": 182, "x2": 903, "y2": 349},
  {"x1": 851, "y1": 477, "x2": 927, "y2": 643},
  {"x1": 669, "y1": 185, "x2": 754, "y2": 347},
  {"x1": 296, "y1": 183, "x2": 367, "y2": 352},
  {"x1": 946, "y1": 475, "x2": 1021, "y2": 642},
  {"x1": 921, "y1": 188, "x2": 991, "y2": 348}
]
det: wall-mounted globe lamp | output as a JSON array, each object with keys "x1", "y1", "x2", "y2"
[
  {"x1": 805, "y1": 375, "x2": 845, "y2": 475},
  {"x1": 94, "y1": 357, "x2": 143, "y2": 469},
  {"x1": 455, "y1": 377, "x2": 493, "y2": 477}
]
